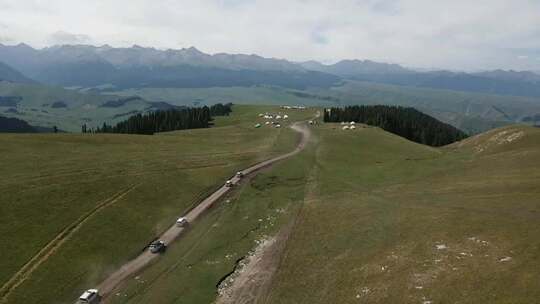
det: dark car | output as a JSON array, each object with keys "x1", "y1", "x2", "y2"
[{"x1": 149, "y1": 240, "x2": 167, "y2": 254}]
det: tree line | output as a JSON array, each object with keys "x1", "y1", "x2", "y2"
[
  {"x1": 209, "y1": 102, "x2": 233, "y2": 116},
  {"x1": 324, "y1": 105, "x2": 468, "y2": 146},
  {"x1": 83, "y1": 103, "x2": 232, "y2": 135}
]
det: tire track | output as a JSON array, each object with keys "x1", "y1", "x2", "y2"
[{"x1": 0, "y1": 184, "x2": 140, "y2": 303}]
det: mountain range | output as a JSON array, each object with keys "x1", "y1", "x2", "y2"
[
  {"x1": 301, "y1": 60, "x2": 540, "y2": 98},
  {"x1": 1, "y1": 43, "x2": 540, "y2": 98},
  {"x1": 0, "y1": 44, "x2": 338, "y2": 90}
]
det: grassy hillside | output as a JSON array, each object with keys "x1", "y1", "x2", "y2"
[
  {"x1": 0, "y1": 105, "x2": 315, "y2": 304},
  {"x1": 100, "y1": 121, "x2": 540, "y2": 303},
  {"x1": 265, "y1": 124, "x2": 540, "y2": 303}
]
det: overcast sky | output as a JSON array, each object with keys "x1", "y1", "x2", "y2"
[{"x1": 0, "y1": 0, "x2": 539, "y2": 71}]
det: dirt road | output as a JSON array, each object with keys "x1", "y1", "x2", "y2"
[{"x1": 97, "y1": 121, "x2": 312, "y2": 300}]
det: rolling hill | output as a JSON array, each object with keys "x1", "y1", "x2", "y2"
[
  {"x1": 1, "y1": 105, "x2": 539, "y2": 303},
  {"x1": 260, "y1": 123, "x2": 540, "y2": 304},
  {"x1": 0, "y1": 115, "x2": 36, "y2": 132},
  {"x1": 80, "y1": 114, "x2": 539, "y2": 304}
]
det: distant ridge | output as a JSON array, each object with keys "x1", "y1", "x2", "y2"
[
  {"x1": 0, "y1": 62, "x2": 34, "y2": 84},
  {"x1": 299, "y1": 59, "x2": 412, "y2": 76},
  {"x1": 0, "y1": 115, "x2": 36, "y2": 133}
]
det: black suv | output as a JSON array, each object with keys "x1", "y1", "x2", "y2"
[{"x1": 149, "y1": 240, "x2": 167, "y2": 254}]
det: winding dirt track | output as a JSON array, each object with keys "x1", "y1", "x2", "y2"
[{"x1": 98, "y1": 121, "x2": 312, "y2": 300}]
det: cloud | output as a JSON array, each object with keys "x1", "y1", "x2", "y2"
[
  {"x1": 370, "y1": 0, "x2": 401, "y2": 15},
  {"x1": 311, "y1": 27, "x2": 329, "y2": 45},
  {"x1": 0, "y1": 22, "x2": 13, "y2": 43},
  {"x1": 0, "y1": 0, "x2": 539, "y2": 70},
  {"x1": 48, "y1": 31, "x2": 92, "y2": 45}
]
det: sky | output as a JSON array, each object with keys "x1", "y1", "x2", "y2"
[{"x1": 0, "y1": 0, "x2": 539, "y2": 71}]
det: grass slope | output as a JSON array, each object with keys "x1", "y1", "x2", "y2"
[
  {"x1": 265, "y1": 124, "x2": 540, "y2": 303},
  {"x1": 3, "y1": 101, "x2": 538, "y2": 303},
  {"x1": 91, "y1": 123, "x2": 540, "y2": 304},
  {"x1": 0, "y1": 105, "x2": 314, "y2": 304}
]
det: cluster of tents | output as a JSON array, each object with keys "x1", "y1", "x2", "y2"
[
  {"x1": 255, "y1": 112, "x2": 289, "y2": 129},
  {"x1": 341, "y1": 121, "x2": 357, "y2": 130}
]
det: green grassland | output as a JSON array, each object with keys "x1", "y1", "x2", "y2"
[
  {"x1": 265, "y1": 124, "x2": 540, "y2": 303},
  {"x1": 0, "y1": 105, "x2": 315, "y2": 304},
  {"x1": 97, "y1": 120, "x2": 540, "y2": 304},
  {"x1": 2, "y1": 99, "x2": 539, "y2": 304}
]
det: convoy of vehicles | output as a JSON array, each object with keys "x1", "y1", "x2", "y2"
[{"x1": 77, "y1": 164, "x2": 253, "y2": 301}]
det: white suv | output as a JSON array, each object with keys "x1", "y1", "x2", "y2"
[
  {"x1": 78, "y1": 289, "x2": 100, "y2": 304},
  {"x1": 176, "y1": 217, "x2": 188, "y2": 227}
]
